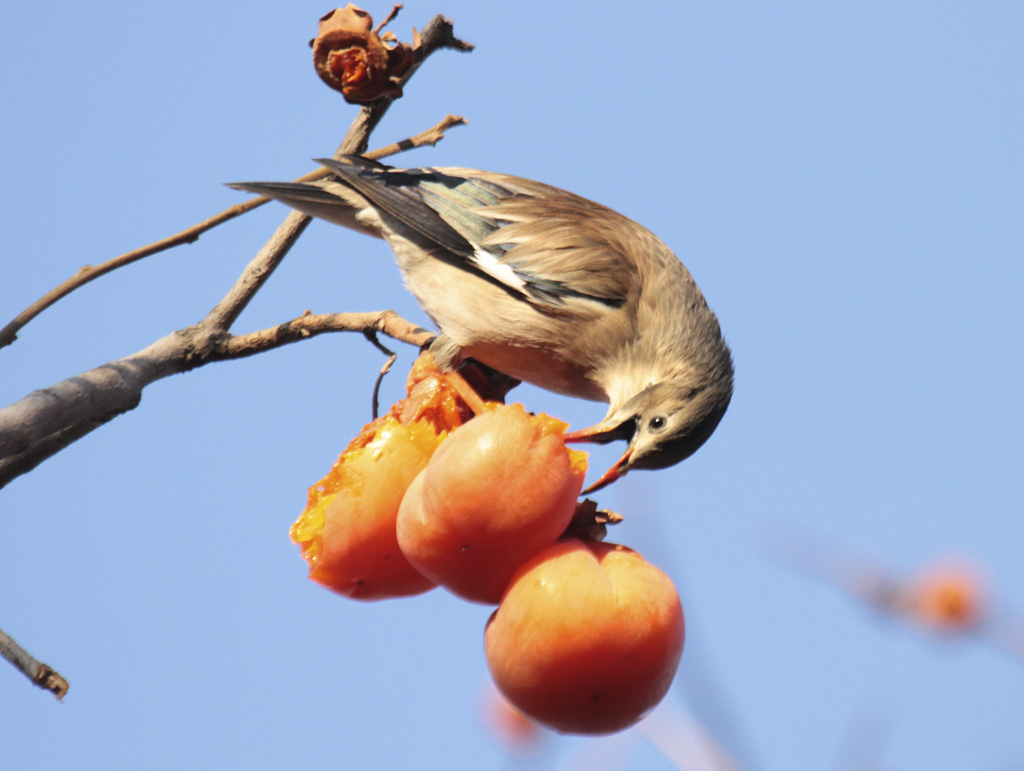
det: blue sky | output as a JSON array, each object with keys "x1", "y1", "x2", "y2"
[{"x1": 2, "y1": 1, "x2": 1022, "y2": 769}]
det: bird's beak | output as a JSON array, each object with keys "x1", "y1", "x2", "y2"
[
  {"x1": 580, "y1": 446, "x2": 633, "y2": 494},
  {"x1": 564, "y1": 417, "x2": 637, "y2": 494}
]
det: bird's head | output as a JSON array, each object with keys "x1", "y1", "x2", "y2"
[{"x1": 564, "y1": 376, "x2": 732, "y2": 493}]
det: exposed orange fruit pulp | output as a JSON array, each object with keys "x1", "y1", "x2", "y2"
[{"x1": 291, "y1": 353, "x2": 488, "y2": 600}]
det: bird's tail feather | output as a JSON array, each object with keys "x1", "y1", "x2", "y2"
[
  {"x1": 226, "y1": 177, "x2": 381, "y2": 236},
  {"x1": 227, "y1": 180, "x2": 346, "y2": 205}
]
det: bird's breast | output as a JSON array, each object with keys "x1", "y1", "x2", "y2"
[
  {"x1": 388, "y1": 238, "x2": 614, "y2": 402},
  {"x1": 458, "y1": 339, "x2": 609, "y2": 402}
]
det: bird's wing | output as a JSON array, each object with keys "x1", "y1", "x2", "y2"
[
  {"x1": 317, "y1": 158, "x2": 638, "y2": 309},
  {"x1": 314, "y1": 158, "x2": 479, "y2": 259}
]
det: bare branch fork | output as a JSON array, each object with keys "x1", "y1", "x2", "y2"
[{"x1": 0, "y1": 13, "x2": 472, "y2": 695}]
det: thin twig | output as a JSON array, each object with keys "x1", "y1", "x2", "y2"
[
  {"x1": 0, "y1": 112, "x2": 465, "y2": 350},
  {"x1": 363, "y1": 331, "x2": 399, "y2": 419},
  {"x1": 374, "y1": 3, "x2": 403, "y2": 35},
  {"x1": 0, "y1": 626, "x2": 69, "y2": 700},
  {"x1": 209, "y1": 310, "x2": 432, "y2": 362},
  {"x1": 364, "y1": 114, "x2": 466, "y2": 161}
]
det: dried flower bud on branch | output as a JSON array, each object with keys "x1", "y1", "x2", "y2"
[{"x1": 311, "y1": 4, "x2": 418, "y2": 103}]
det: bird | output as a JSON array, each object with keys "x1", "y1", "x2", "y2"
[{"x1": 229, "y1": 156, "x2": 733, "y2": 491}]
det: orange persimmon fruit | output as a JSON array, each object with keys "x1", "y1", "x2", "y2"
[
  {"x1": 290, "y1": 353, "x2": 481, "y2": 600},
  {"x1": 396, "y1": 403, "x2": 587, "y2": 604},
  {"x1": 906, "y1": 561, "x2": 985, "y2": 632},
  {"x1": 484, "y1": 539, "x2": 685, "y2": 735}
]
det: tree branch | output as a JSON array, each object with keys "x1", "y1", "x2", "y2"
[
  {"x1": 209, "y1": 310, "x2": 433, "y2": 362},
  {"x1": 1, "y1": 11, "x2": 471, "y2": 696},
  {"x1": 0, "y1": 626, "x2": 69, "y2": 700},
  {"x1": 1, "y1": 12, "x2": 471, "y2": 492},
  {"x1": 0, "y1": 310, "x2": 432, "y2": 486},
  {"x1": 202, "y1": 210, "x2": 314, "y2": 332},
  {"x1": 0, "y1": 112, "x2": 466, "y2": 350}
]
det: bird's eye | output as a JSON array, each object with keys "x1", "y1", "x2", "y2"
[{"x1": 647, "y1": 416, "x2": 667, "y2": 432}]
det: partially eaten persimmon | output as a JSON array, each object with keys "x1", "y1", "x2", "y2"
[{"x1": 290, "y1": 353, "x2": 483, "y2": 600}]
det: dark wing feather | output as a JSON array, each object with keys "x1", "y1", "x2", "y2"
[
  {"x1": 315, "y1": 158, "x2": 476, "y2": 259},
  {"x1": 316, "y1": 157, "x2": 638, "y2": 309}
]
